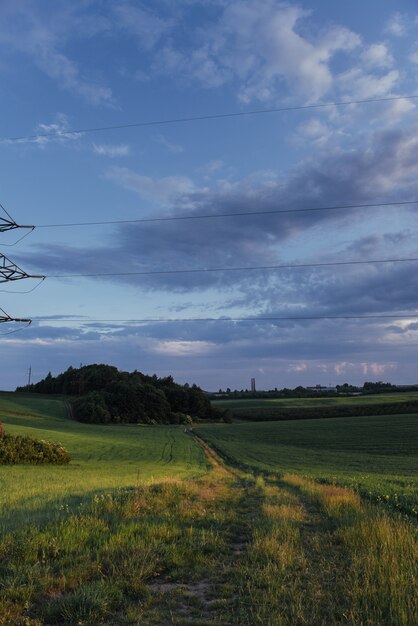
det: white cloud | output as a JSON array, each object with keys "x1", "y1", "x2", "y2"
[
  {"x1": 93, "y1": 143, "x2": 130, "y2": 158},
  {"x1": 409, "y1": 51, "x2": 418, "y2": 65},
  {"x1": 113, "y1": 3, "x2": 171, "y2": 50},
  {"x1": 380, "y1": 98, "x2": 416, "y2": 123},
  {"x1": 297, "y1": 118, "x2": 332, "y2": 145},
  {"x1": 230, "y1": 5, "x2": 360, "y2": 103},
  {"x1": 0, "y1": 1, "x2": 113, "y2": 105},
  {"x1": 153, "y1": 340, "x2": 215, "y2": 356},
  {"x1": 362, "y1": 43, "x2": 394, "y2": 68},
  {"x1": 334, "y1": 362, "x2": 351, "y2": 375},
  {"x1": 339, "y1": 68, "x2": 399, "y2": 99},
  {"x1": 106, "y1": 167, "x2": 197, "y2": 203},
  {"x1": 155, "y1": 44, "x2": 231, "y2": 88},
  {"x1": 385, "y1": 12, "x2": 407, "y2": 37},
  {"x1": 154, "y1": 1, "x2": 360, "y2": 103},
  {"x1": 361, "y1": 362, "x2": 397, "y2": 376},
  {"x1": 155, "y1": 134, "x2": 184, "y2": 154},
  {"x1": 0, "y1": 114, "x2": 81, "y2": 147},
  {"x1": 288, "y1": 362, "x2": 307, "y2": 372}
]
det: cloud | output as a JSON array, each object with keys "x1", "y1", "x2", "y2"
[
  {"x1": 288, "y1": 362, "x2": 307, "y2": 372},
  {"x1": 153, "y1": 1, "x2": 360, "y2": 102},
  {"x1": 338, "y1": 68, "x2": 399, "y2": 99},
  {"x1": 409, "y1": 51, "x2": 418, "y2": 65},
  {"x1": 152, "y1": 340, "x2": 216, "y2": 356},
  {"x1": 379, "y1": 98, "x2": 416, "y2": 124},
  {"x1": 2, "y1": 309, "x2": 416, "y2": 391},
  {"x1": 385, "y1": 12, "x2": 408, "y2": 37},
  {"x1": 361, "y1": 43, "x2": 394, "y2": 68},
  {"x1": 113, "y1": 3, "x2": 172, "y2": 50},
  {"x1": 0, "y1": 1, "x2": 113, "y2": 105},
  {"x1": 105, "y1": 167, "x2": 197, "y2": 202},
  {"x1": 93, "y1": 143, "x2": 130, "y2": 158},
  {"x1": 10, "y1": 123, "x2": 418, "y2": 399},
  {"x1": 0, "y1": 114, "x2": 82, "y2": 146},
  {"x1": 155, "y1": 134, "x2": 184, "y2": 154},
  {"x1": 296, "y1": 118, "x2": 332, "y2": 146},
  {"x1": 18, "y1": 124, "x2": 418, "y2": 300},
  {"x1": 361, "y1": 362, "x2": 397, "y2": 376}
]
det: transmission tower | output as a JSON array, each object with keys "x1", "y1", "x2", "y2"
[
  {"x1": 0, "y1": 202, "x2": 34, "y2": 233},
  {"x1": 0, "y1": 202, "x2": 38, "y2": 328},
  {"x1": 0, "y1": 253, "x2": 44, "y2": 283},
  {"x1": 0, "y1": 307, "x2": 31, "y2": 325}
]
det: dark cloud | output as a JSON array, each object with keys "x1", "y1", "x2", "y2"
[
  {"x1": 6, "y1": 126, "x2": 418, "y2": 390},
  {"x1": 17, "y1": 125, "x2": 418, "y2": 296}
]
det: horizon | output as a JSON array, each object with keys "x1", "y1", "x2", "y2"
[{"x1": 4, "y1": 361, "x2": 418, "y2": 395}]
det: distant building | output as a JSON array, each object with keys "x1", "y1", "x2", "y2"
[
  {"x1": 251, "y1": 378, "x2": 256, "y2": 392},
  {"x1": 306, "y1": 385, "x2": 337, "y2": 392}
]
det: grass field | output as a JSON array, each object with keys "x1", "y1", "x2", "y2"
[
  {"x1": 0, "y1": 393, "x2": 207, "y2": 531},
  {"x1": 1, "y1": 434, "x2": 416, "y2": 625},
  {"x1": 196, "y1": 415, "x2": 418, "y2": 518},
  {"x1": 212, "y1": 391, "x2": 418, "y2": 409},
  {"x1": 1, "y1": 393, "x2": 417, "y2": 625}
]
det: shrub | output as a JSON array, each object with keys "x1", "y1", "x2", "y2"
[{"x1": 0, "y1": 433, "x2": 70, "y2": 465}]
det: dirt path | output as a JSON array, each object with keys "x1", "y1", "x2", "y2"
[
  {"x1": 144, "y1": 438, "x2": 345, "y2": 625},
  {"x1": 141, "y1": 437, "x2": 414, "y2": 626},
  {"x1": 64, "y1": 399, "x2": 75, "y2": 420}
]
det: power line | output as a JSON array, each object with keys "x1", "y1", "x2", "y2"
[
  {"x1": 28, "y1": 313, "x2": 418, "y2": 323},
  {"x1": 0, "y1": 277, "x2": 46, "y2": 294},
  {"x1": 46, "y1": 256, "x2": 418, "y2": 279},
  {"x1": 0, "y1": 321, "x2": 32, "y2": 336},
  {"x1": 35, "y1": 199, "x2": 418, "y2": 228},
  {"x1": 4, "y1": 94, "x2": 418, "y2": 143}
]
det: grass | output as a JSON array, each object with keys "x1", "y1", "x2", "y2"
[
  {"x1": 1, "y1": 393, "x2": 416, "y2": 624},
  {"x1": 196, "y1": 414, "x2": 418, "y2": 517},
  {"x1": 1, "y1": 449, "x2": 415, "y2": 625},
  {"x1": 0, "y1": 392, "x2": 207, "y2": 531},
  {"x1": 212, "y1": 390, "x2": 418, "y2": 409}
]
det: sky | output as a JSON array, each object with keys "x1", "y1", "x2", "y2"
[{"x1": 1, "y1": 0, "x2": 418, "y2": 391}]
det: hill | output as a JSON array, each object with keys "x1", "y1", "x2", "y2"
[
  {"x1": 0, "y1": 392, "x2": 207, "y2": 531},
  {"x1": 17, "y1": 364, "x2": 214, "y2": 424}
]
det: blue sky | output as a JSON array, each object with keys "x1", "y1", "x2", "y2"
[{"x1": 1, "y1": 0, "x2": 418, "y2": 391}]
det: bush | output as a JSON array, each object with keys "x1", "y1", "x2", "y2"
[{"x1": 0, "y1": 433, "x2": 70, "y2": 465}]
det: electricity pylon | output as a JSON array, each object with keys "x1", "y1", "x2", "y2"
[
  {"x1": 0, "y1": 307, "x2": 31, "y2": 325},
  {"x1": 0, "y1": 202, "x2": 34, "y2": 233},
  {"x1": 0, "y1": 253, "x2": 45, "y2": 283},
  {"x1": 0, "y1": 202, "x2": 37, "y2": 328}
]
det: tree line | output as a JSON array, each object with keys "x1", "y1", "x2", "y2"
[{"x1": 17, "y1": 364, "x2": 220, "y2": 424}]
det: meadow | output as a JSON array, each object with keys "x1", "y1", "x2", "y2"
[
  {"x1": 0, "y1": 392, "x2": 207, "y2": 531},
  {"x1": 212, "y1": 390, "x2": 418, "y2": 409},
  {"x1": 196, "y1": 414, "x2": 418, "y2": 518},
  {"x1": 1, "y1": 393, "x2": 416, "y2": 625}
]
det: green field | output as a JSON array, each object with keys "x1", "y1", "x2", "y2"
[
  {"x1": 1, "y1": 393, "x2": 416, "y2": 625},
  {"x1": 212, "y1": 391, "x2": 418, "y2": 409},
  {"x1": 196, "y1": 414, "x2": 418, "y2": 517},
  {"x1": 0, "y1": 393, "x2": 207, "y2": 531}
]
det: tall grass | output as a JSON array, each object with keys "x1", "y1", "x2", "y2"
[
  {"x1": 198, "y1": 416, "x2": 418, "y2": 518},
  {"x1": 284, "y1": 473, "x2": 361, "y2": 517},
  {"x1": 282, "y1": 474, "x2": 417, "y2": 626}
]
